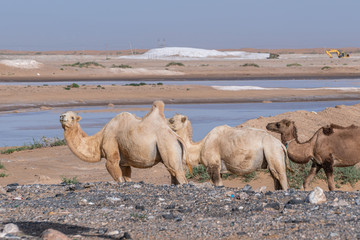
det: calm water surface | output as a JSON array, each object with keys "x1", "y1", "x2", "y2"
[
  {"x1": 1, "y1": 100, "x2": 359, "y2": 147},
  {"x1": 1, "y1": 78, "x2": 360, "y2": 88}
]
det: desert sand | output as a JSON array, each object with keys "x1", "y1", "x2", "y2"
[{"x1": 1, "y1": 48, "x2": 360, "y2": 191}]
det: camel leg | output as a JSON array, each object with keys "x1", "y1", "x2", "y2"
[
  {"x1": 269, "y1": 171, "x2": 282, "y2": 190},
  {"x1": 263, "y1": 140, "x2": 288, "y2": 190},
  {"x1": 157, "y1": 142, "x2": 188, "y2": 185},
  {"x1": 303, "y1": 162, "x2": 321, "y2": 191},
  {"x1": 207, "y1": 164, "x2": 223, "y2": 186},
  {"x1": 171, "y1": 175, "x2": 180, "y2": 185},
  {"x1": 103, "y1": 144, "x2": 124, "y2": 182},
  {"x1": 323, "y1": 162, "x2": 335, "y2": 191},
  {"x1": 120, "y1": 166, "x2": 132, "y2": 182}
]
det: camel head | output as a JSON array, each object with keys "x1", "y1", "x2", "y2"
[
  {"x1": 266, "y1": 119, "x2": 297, "y2": 141},
  {"x1": 60, "y1": 111, "x2": 82, "y2": 130},
  {"x1": 167, "y1": 114, "x2": 188, "y2": 132}
]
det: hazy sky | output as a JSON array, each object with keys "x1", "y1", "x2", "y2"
[{"x1": 1, "y1": 0, "x2": 359, "y2": 51}]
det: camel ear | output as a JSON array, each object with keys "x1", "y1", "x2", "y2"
[
  {"x1": 181, "y1": 117, "x2": 187, "y2": 123},
  {"x1": 285, "y1": 121, "x2": 291, "y2": 127},
  {"x1": 76, "y1": 116, "x2": 82, "y2": 121}
]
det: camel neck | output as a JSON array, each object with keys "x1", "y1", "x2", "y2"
[{"x1": 64, "y1": 124, "x2": 103, "y2": 163}]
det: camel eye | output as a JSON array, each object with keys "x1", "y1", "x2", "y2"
[
  {"x1": 72, "y1": 117, "x2": 74, "y2": 120},
  {"x1": 276, "y1": 123, "x2": 280, "y2": 128},
  {"x1": 169, "y1": 119, "x2": 174, "y2": 124}
]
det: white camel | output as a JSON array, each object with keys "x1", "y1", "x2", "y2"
[
  {"x1": 60, "y1": 101, "x2": 190, "y2": 185},
  {"x1": 167, "y1": 114, "x2": 290, "y2": 190}
]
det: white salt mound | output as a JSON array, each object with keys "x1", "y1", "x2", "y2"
[
  {"x1": 0, "y1": 59, "x2": 43, "y2": 69},
  {"x1": 120, "y1": 47, "x2": 269, "y2": 60}
]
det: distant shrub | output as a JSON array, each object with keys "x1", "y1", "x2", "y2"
[
  {"x1": 286, "y1": 63, "x2": 302, "y2": 67},
  {"x1": 0, "y1": 137, "x2": 66, "y2": 155},
  {"x1": 63, "y1": 61, "x2": 105, "y2": 68},
  {"x1": 64, "y1": 83, "x2": 80, "y2": 90},
  {"x1": 124, "y1": 82, "x2": 149, "y2": 87},
  {"x1": 166, "y1": 62, "x2": 184, "y2": 67},
  {"x1": 321, "y1": 66, "x2": 331, "y2": 70},
  {"x1": 241, "y1": 63, "x2": 259, "y2": 67},
  {"x1": 111, "y1": 64, "x2": 132, "y2": 68}
]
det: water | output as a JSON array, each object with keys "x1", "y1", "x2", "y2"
[
  {"x1": 1, "y1": 78, "x2": 360, "y2": 89},
  {"x1": 1, "y1": 100, "x2": 359, "y2": 147}
]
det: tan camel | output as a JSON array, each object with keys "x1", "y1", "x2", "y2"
[
  {"x1": 60, "y1": 101, "x2": 190, "y2": 185},
  {"x1": 167, "y1": 114, "x2": 289, "y2": 190},
  {"x1": 266, "y1": 119, "x2": 360, "y2": 191}
]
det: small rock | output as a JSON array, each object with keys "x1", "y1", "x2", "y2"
[
  {"x1": 236, "y1": 192, "x2": 249, "y2": 200},
  {"x1": 133, "y1": 184, "x2": 142, "y2": 189},
  {"x1": 287, "y1": 198, "x2": 305, "y2": 205},
  {"x1": 162, "y1": 213, "x2": 177, "y2": 220},
  {"x1": 98, "y1": 228, "x2": 108, "y2": 234},
  {"x1": 332, "y1": 199, "x2": 349, "y2": 207},
  {"x1": 120, "y1": 232, "x2": 132, "y2": 239},
  {"x1": 257, "y1": 186, "x2": 267, "y2": 193},
  {"x1": 0, "y1": 186, "x2": 7, "y2": 195},
  {"x1": 242, "y1": 184, "x2": 253, "y2": 192},
  {"x1": 41, "y1": 229, "x2": 70, "y2": 240},
  {"x1": 264, "y1": 202, "x2": 281, "y2": 210},
  {"x1": 106, "y1": 230, "x2": 120, "y2": 236},
  {"x1": 3, "y1": 223, "x2": 19, "y2": 234},
  {"x1": 305, "y1": 187, "x2": 327, "y2": 204},
  {"x1": 135, "y1": 205, "x2": 145, "y2": 210}
]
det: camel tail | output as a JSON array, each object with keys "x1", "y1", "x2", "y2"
[
  {"x1": 177, "y1": 137, "x2": 193, "y2": 176},
  {"x1": 281, "y1": 143, "x2": 293, "y2": 173}
]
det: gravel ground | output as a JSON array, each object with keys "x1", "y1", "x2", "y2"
[{"x1": 1, "y1": 181, "x2": 360, "y2": 239}]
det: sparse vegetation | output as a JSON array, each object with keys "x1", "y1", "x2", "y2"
[
  {"x1": 241, "y1": 171, "x2": 257, "y2": 182},
  {"x1": 1, "y1": 137, "x2": 66, "y2": 154},
  {"x1": 62, "y1": 61, "x2": 105, "y2": 68},
  {"x1": 0, "y1": 173, "x2": 7, "y2": 178},
  {"x1": 61, "y1": 176, "x2": 79, "y2": 185},
  {"x1": 241, "y1": 63, "x2": 259, "y2": 68},
  {"x1": 124, "y1": 82, "x2": 163, "y2": 87},
  {"x1": 111, "y1": 64, "x2": 132, "y2": 68},
  {"x1": 64, "y1": 83, "x2": 80, "y2": 90},
  {"x1": 166, "y1": 62, "x2": 184, "y2": 67},
  {"x1": 321, "y1": 66, "x2": 331, "y2": 70},
  {"x1": 286, "y1": 161, "x2": 360, "y2": 189},
  {"x1": 286, "y1": 63, "x2": 302, "y2": 67},
  {"x1": 186, "y1": 164, "x2": 210, "y2": 182}
]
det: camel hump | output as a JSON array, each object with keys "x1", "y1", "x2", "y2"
[
  {"x1": 152, "y1": 100, "x2": 165, "y2": 119},
  {"x1": 322, "y1": 125, "x2": 334, "y2": 136},
  {"x1": 323, "y1": 123, "x2": 359, "y2": 135}
]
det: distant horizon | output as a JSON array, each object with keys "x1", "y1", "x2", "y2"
[
  {"x1": 2, "y1": 1, "x2": 360, "y2": 51},
  {"x1": 1, "y1": 46, "x2": 360, "y2": 53}
]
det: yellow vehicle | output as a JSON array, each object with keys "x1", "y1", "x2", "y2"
[{"x1": 326, "y1": 49, "x2": 350, "y2": 58}]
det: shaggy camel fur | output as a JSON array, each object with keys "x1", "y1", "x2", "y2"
[
  {"x1": 266, "y1": 119, "x2": 360, "y2": 191},
  {"x1": 60, "y1": 101, "x2": 190, "y2": 185},
  {"x1": 167, "y1": 114, "x2": 289, "y2": 190}
]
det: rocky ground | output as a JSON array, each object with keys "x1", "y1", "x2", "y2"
[{"x1": 1, "y1": 181, "x2": 359, "y2": 239}]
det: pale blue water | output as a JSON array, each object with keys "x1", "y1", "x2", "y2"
[
  {"x1": 1, "y1": 78, "x2": 360, "y2": 88},
  {"x1": 0, "y1": 100, "x2": 359, "y2": 147}
]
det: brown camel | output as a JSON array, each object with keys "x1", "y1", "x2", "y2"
[
  {"x1": 60, "y1": 101, "x2": 190, "y2": 185},
  {"x1": 266, "y1": 119, "x2": 360, "y2": 191},
  {"x1": 168, "y1": 114, "x2": 289, "y2": 190}
]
